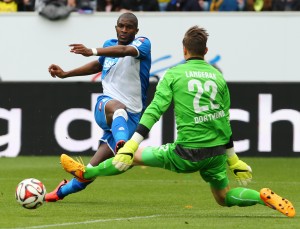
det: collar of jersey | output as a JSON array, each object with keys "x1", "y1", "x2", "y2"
[{"x1": 186, "y1": 57, "x2": 204, "y2": 61}]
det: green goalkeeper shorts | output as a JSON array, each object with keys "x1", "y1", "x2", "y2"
[{"x1": 141, "y1": 143, "x2": 229, "y2": 190}]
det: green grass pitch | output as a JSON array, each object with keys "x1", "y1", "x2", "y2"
[{"x1": 0, "y1": 156, "x2": 299, "y2": 229}]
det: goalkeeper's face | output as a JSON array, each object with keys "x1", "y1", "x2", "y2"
[{"x1": 115, "y1": 17, "x2": 139, "y2": 45}]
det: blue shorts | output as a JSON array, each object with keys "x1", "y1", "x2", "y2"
[{"x1": 94, "y1": 95, "x2": 141, "y2": 154}]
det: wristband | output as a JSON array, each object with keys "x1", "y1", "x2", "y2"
[
  {"x1": 227, "y1": 154, "x2": 239, "y2": 165},
  {"x1": 91, "y1": 48, "x2": 97, "y2": 56}
]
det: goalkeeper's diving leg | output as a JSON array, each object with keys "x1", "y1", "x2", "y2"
[
  {"x1": 59, "y1": 144, "x2": 296, "y2": 218},
  {"x1": 213, "y1": 186, "x2": 295, "y2": 217},
  {"x1": 210, "y1": 148, "x2": 295, "y2": 218},
  {"x1": 136, "y1": 145, "x2": 296, "y2": 218}
]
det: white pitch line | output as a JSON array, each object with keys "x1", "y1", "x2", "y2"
[{"x1": 11, "y1": 215, "x2": 161, "y2": 229}]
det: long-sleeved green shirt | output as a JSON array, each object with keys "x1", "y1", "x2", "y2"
[{"x1": 140, "y1": 58, "x2": 232, "y2": 148}]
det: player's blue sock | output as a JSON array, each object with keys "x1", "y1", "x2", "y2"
[
  {"x1": 57, "y1": 178, "x2": 93, "y2": 198},
  {"x1": 111, "y1": 109, "x2": 129, "y2": 144}
]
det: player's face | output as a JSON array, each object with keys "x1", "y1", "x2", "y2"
[{"x1": 115, "y1": 17, "x2": 138, "y2": 45}]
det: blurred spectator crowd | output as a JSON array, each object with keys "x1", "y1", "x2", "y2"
[{"x1": 0, "y1": 0, "x2": 300, "y2": 13}]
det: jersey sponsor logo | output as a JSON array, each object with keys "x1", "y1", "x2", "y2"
[
  {"x1": 194, "y1": 110, "x2": 225, "y2": 124},
  {"x1": 102, "y1": 57, "x2": 118, "y2": 79},
  {"x1": 103, "y1": 57, "x2": 118, "y2": 70}
]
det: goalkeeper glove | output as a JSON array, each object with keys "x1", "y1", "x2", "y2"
[
  {"x1": 112, "y1": 139, "x2": 139, "y2": 171},
  {"x1": 227, "y1": 154, "x2": 252, "y2": 186}
]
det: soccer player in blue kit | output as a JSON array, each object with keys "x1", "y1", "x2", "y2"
[{"x1": 46, "y1": 12, "x2": 151, "y2": 201}]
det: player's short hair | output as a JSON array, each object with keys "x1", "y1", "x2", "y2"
[
  {"x1": 182, "y1": 26, "x2": 209, "y2": 56},
  {"x1": 117, "y1": 12, "x2": 138, "y2": 28}
]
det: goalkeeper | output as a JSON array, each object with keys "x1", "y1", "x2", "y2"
[{"x1": 61, "y1": 26, "x2": 295, "y2": 217}]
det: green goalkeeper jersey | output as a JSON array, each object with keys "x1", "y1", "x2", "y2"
[{"x1": 140, "y1": 58, "x2": 232, "y2": 148}]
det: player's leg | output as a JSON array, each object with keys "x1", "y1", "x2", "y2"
[
  {"x1": 72, "y1": 145, "x2": 160, "y2": 180},
  {"x1": 135, "y1": 146, "x2": 165, "y2": 167},
  {"x1": 213, "y1": 186, "x2": 295, "y2": 217},
  {"x1": 200, "y1": 154, "x2": 264, "y2": 207},
  {"x1": 89, "y1": 142, "x2": 114, "y2": 165},
  {"x1": 60, "y1": 112, "x2": 141, "y2": 180},
  {"x1": 136, "y1": 143, "x2": 200, "y2": 171},
  {"x1": 45, "y1": 143, "x2": 113, "y2": 202},
  {"x1": 64, "y1": 144, "x2": 222, "y2": 182},
  {"x1": 82, "y1": 107, "x2": 141, "y2": 178},
  {"x1": 104, "y1": 99, "x2": 129, "y2": 152},
  {"x1": 212, "y1": 186, "x2": 264, "y2": 207},
  {"x1": 57, "y1": 144, "x2": 114, "y2": 198},
  {"x1": 46, "y1": 96, "x2": 115, "y2": 202},
  {"x1": 203, "y1": 155, "x2": 295, "y2": 217},
  {"x1": 61, "y1": 96, "x2": 128, "y2": 181}
]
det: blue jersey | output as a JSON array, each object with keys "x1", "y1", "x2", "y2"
[{"x1": 98, "y1": 37, "x2": 151, "y2": 113}]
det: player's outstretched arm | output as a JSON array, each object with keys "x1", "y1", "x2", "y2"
[
  {"x1": 69, "y1": 44, "x2": 94, "y2": 57},
  {"x1": 69, "y1": 44, "x2": 138, "y2": 58},
  {"x1": 226, "y1": 148, "x2": 252, "y2": 186},
  {"x1": 49, "y1": 60, "x2": 101, "y2": 79}
]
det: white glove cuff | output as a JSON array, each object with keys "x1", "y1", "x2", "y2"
[{"x1": 131, "y1": 132, "x2": 144, "y2": 144}]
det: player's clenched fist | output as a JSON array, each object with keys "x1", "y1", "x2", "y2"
[{"x1": 48, "y1": 64, "x2": 66, "y2": 78}]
